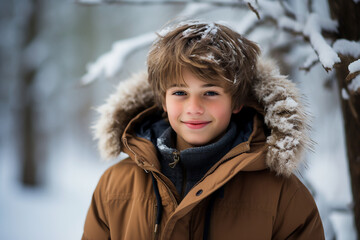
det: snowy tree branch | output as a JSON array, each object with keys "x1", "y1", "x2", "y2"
[
  {"x1": 81, "y1": 3, "x2": 217, "y2": 84},
  {"x1": 80, "y1": 0, "x2": 360, "y2": 94},
  {"x1": 81, "y1": 32, "x2": 156, "y2": 85},
  {"x1": 303, "y1": 14, "x2": 340, "y2": 71}
]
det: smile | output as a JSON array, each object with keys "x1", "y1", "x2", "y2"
[{"x1": 182, "y1": 121, "x2": 211, "y2": 129}]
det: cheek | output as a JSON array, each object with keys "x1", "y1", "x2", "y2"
[
  {"x1": 165, "y1": 99, "x2": 182, "y2": 119},
  {"x1": 209, "y1": 101, "x2": 233, "y2": 119}
]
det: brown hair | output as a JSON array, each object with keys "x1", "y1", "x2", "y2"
[{"x1": 147, "y1": 20, "x2": 260, "y2": 110}]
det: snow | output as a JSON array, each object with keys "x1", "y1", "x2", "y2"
[
  {"x1": 333, "y1": 39, "x2": 360, "y2": 58},
  {"x1": 303, "y1": 14, "x2": 341, "y2": 69},
  {"x1": 302, "y1": 51, "x2": 319, "y2": 69},
  {"x1": 347, "y1": 59, "x2": 360, "y2": 92},
  {"x1": 0, "y1": 130, "x2": 119, "y2": 240},
  {"x1": 202, "y1": 22, "x2": 218, "y2": 38},
  {"x1": 298, "y1": 60, "x2": 356, "y2": 240},
  {"x1": 316, "y1": 17, "x2": 338, "y2": 33},
  {"x1": 81, "y1": 32, "x2": 156, "y2": 85},
  {"x1": 348, "y1": 75, "x2": 360, "y2": 92},
  {"x1": 342, "y1": 88, "x2": 350, "y2": 100},
  {"x1": 348, "y1": 59, "x2": 360, "y2": 73}
]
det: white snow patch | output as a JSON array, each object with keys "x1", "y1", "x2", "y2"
[
  {"x1": 201, "y1": 23, "x2": 218, "y2": 39},
  {"x1": 333, "y1": 39, "x2": 360, "y2": 58},
  {"x1": 341, "y1": 88, "x2": 350, "y2": 100},
  {"x1": 348, "y1": 75, "x2": 360, "y2": 92},
  {"x1": 347, "y1": 59, "x2": 360, "y2": 92},
  {"x1": 348, "y1": 59, "x2": 360, "y2": 73},
  {"x1": 157, "y1": 137, "x2": 171, "y2": 152}
]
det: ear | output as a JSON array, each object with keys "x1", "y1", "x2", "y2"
[
  {"x1": 162, "y1": 102, "x2": 167, "y2": 112},
  {"x1": 232, "y1": 104, "x2": 243, "y2": 114}
]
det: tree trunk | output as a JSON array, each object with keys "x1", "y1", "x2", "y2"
[
  {"x1": 20, "y1": 0, "x2": 40, "y2": 186},
  {"x1": 328, "y1": 0, "x2": 360, "y2": 237}
]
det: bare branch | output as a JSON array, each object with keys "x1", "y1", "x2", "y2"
[{"x1": 246, "y1": 2, "x2": 260, "y2": 19}]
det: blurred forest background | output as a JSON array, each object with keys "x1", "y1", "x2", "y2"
[{"x1": 0, "y1": 0, "x2": 359, "y2": 239}]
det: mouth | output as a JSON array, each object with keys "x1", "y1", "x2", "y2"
[{"x1": 182, "y1": 121, "x2": 211, "y2": 129}]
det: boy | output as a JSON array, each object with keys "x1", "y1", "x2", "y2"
[{"x1": 82, "y1": 21, "x2": 324, "y2": 239}]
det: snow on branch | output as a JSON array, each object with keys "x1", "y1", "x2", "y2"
[
  {"x1": 81, "y1": 32, "x2": 156, "y2": 85},
  {"x1": 81, "y1": 0, "x2": 357, "y2": 84},
  {"x1": 347, "y1": 59, "x2": 360, "y2": 93},
  {"x1": 255, "y1": 1, "x2": 340, "y2": 71},
  {"x1": 303, "y1": 14, "x2": 340, "y2": 71},
  {"x1": 81, "y1": 3, "x2": 216, "y2": 84},
  {"x1": 333, "y1": 39, "x2": 360, "y2": 59}
]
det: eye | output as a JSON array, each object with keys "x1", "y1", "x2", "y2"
[
  {"x1": 205, "y1": 91, "x2": 219, "y2": 96},
  {"x1": 172, "y1": 91, "x2": 187, "y2": 96}
]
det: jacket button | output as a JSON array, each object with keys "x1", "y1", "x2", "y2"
[{"x1": 196, "y1": 189, "x2": 203, "y2": 196}]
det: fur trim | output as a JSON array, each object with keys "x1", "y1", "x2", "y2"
[
  {"x1": 92, "y1": 58, "x2": 312, "y2": 176},
  {"x1": 92, "y1": 72, "x2": 153, "y2": 159},
  {"x1": 253, "y1": 59, "x2": 312, "y2": 176}
]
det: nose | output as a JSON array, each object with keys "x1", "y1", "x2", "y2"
[{"x1": 186, "y1": 96, "x2": 204, "y2": 115}]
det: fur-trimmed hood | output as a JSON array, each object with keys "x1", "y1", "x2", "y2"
[{"x1": 92, "y1": 58, "x2": 312, "y2": 177}]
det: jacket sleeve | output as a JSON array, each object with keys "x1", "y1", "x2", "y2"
[
  {"x1": 82, "y1": 172, "x2": 110, "y2": 240},
  {"x1": 272, "y1": 178, "x2": 325, "y2": 240}
]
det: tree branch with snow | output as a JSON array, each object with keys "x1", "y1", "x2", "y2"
[{"x1": 80, "y1": 0, "x2": 360, "y2": 95}]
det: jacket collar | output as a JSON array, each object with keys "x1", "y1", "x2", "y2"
[{"x1": 92, "y1": 58, "x2": 312, "y2": 177}]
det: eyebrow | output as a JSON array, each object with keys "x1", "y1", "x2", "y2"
[{"x1": 169, "y1": 83, "x2": 220, "y2": 88}]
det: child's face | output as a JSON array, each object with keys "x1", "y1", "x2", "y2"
[{"x1": 163, "y1": 69, "x2": 241, "y2": 151}]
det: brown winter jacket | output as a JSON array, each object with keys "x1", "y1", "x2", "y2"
[{"x1": 82, "y1": 59, "x2": 325, "y2": 240}]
